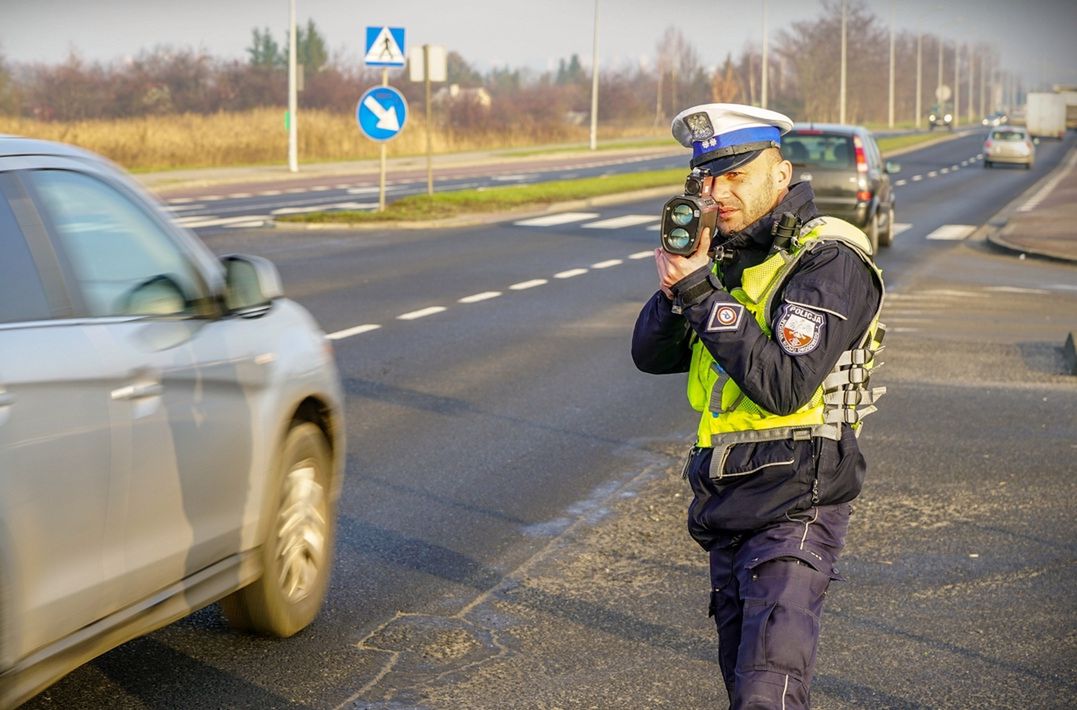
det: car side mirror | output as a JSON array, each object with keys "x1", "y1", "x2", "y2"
[
  {"x1": 884, "y1": 161, "x2": 900, "y2": 174},
  {"x1": 222, "y1": 254, "x2": 283, "y2": 315}
]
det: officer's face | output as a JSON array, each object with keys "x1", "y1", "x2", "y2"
[{"x1": 708, "y1": 150, "x2": 792, "y2": 236}]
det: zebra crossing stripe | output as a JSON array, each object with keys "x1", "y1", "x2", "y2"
[
  {"x1": 581, "y1": 214, "x2": 658, "y2": 229},
  {"x1": 514, "y1": 212, "x2": 599, "y2": 227},
  {"x1": 926, "y1": 224, "x2": 976, "y2": 240}
]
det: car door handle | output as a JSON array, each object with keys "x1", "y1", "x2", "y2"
[{"x1": 111, "y1": 382, "x2": 164, "y2": 401}]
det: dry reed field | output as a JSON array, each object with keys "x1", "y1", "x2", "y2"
[{"x1": 0, "y1": 109, "x2": 662, "y2": 172}]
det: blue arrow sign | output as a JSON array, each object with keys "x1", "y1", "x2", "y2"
[
  {"x1": 364, "y1": 27, "x2": 406, "y2": 67},
  {"x1": 356, "y1": 86, "x2": 408, "y2": 142}
]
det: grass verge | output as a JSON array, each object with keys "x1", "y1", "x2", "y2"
[{"x1": 277, "y1": 168, "x2": 686, "y2": 224}]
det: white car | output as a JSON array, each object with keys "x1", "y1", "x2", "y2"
[
  {"x1": 0, "y1": 137, "x2": 346, "y2": 707},
  {"x1": 984, "y1": 127, "x2": 1036, "y2": 169}
]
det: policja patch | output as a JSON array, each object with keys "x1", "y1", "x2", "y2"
[
  {"x1": 705, "y1": 302, "x2": 744, "y2": 333},
  {"x1": 776, "y1": 304, "x2": 825, "y2": 355}
]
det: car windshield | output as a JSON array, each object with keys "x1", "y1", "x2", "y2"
[
  {"x1": 782, "y1": 133, "x2": 855, "y2": 167},
  {"x1": 991, "y1": 130, "x2": 1026, "y2": 142}
]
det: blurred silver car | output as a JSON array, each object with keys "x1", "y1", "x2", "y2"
[
  {"x1": 984, "y1": 127, "x2": 1036, "y2": 169},
  {"x1": 0, "y1": 137, "x2": 345, "y2": 707}
]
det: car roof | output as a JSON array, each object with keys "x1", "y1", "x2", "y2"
[
  {"x1": 0, "y1": 135, "x2": 104, "y2": 161},
  {"x1": 788, "y1": 123, "x2": 867, "y2": 135}
]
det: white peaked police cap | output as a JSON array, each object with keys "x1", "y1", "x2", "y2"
[{"x1": 671, "y1": 103, "x2": 795, "y2": 174}]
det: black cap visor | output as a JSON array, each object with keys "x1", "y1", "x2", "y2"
[{"x1": 691, "y1": 139, "x2": 779, "y2": 175}]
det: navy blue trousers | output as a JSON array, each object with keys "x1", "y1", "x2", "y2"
[{"x1": 708, "y1": 504, "x2": 850, "y2": 709}]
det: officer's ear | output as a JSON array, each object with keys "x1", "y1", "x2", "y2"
[{"x1": 771, "y1": 150, "x2": 793, "y2": 190}]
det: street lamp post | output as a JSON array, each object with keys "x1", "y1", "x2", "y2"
[
  {"x1": 589, "y1": 0, "x2": 599, "y2": 150},
  {"x1": 840, "y1": 0, "x2": 847, "y2": 124},
  {"x1": 954, "y1": 41, "x2": 960, "y2": 128},
  {"x1": 915, "y1": 32, "x2": 922, "y2": 128},
  {"x1": 287, "y1": 0, "x2": 298, "y2": 172},
  {"x1": 761, "y1": 0, "x2": 768, "y2": 109},
  {"x1": 888, "y1": 0, "x2": 895, "y2": 128}
]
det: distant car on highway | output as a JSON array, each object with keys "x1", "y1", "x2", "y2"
[
  {"x1": 783, "y1": 124, "x2": 899, "y2": 253},
  {"x1": 983, "y1": 126, "x2": 1036, "y2": 169},
  {"x1": 0, "y1": 136, "x2": 345, "y2": 707},
  {"x1": 928, "y1": 110, "x2": 954, "y2": 131},
  {"x1": 981, "y1": 111, "x2": 1008, "y2": 127}
]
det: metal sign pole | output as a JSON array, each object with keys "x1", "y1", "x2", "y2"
[
  {"x1": 379, "y1": 68, "x2": 388, "y2": 212},
  {"x1": 425, "y1": 45, "x2": 433, "y2": 196}
]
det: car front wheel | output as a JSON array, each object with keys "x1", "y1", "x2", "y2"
[{"x1": 220, "y1": 421, "x2": 335, "y2": 637}]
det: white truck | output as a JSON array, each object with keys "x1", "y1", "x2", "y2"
[{"x1": 1025, "y1": 92, "x2": 1067, "y2": 139}]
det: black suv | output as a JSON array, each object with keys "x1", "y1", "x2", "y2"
[{"x1": 782, "y1": 124, "x2": 899, "y2": 253}]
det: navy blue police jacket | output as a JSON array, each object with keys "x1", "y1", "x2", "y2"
[{"x1": 631, "y1": 182, "x2": 883, "y2": 550}]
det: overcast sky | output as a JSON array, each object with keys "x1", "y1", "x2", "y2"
[{"x1": 1, "y1": 0, "x2": 1074, "y2": 89}]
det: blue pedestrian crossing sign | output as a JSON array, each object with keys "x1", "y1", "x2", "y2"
[
  {"x1": 364, "y1": 27, "x2": 406, "y2": 67},
  {"x1": 357, "y1": 86, "x2": 408, "y2": 141}
]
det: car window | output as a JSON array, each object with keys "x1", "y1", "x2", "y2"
[
  {"x1": 0, "y1": 186, "x2": 53, "y2": 324},
  {"x1": 991, "y1": 130, "x2": 1026, "y2": 142},
  {"x1": 28, "y1": 170, "x2": 210, "y2": 318},
  {"x1": 783, "y1": 134, "x2": 854, "y2": 167}
]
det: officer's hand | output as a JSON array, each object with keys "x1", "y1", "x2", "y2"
[{"x1": 655, "y1": 227, "x2": 712, "y2": 296}]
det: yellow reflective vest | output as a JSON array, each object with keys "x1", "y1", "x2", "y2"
[{"x1": 687, "y1": 217, "x2": 886, "y2": 449}]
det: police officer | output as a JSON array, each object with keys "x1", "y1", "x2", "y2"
[{"x1": 631, "y1": 103, "x2": 886, "y2": 708}]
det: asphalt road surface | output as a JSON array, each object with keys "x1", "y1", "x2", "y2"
[{"x1": 24, "y1": 132, "x2": 1077, "y2": 709}]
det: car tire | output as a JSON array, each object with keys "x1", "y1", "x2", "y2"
[
  {"x1": 878, "y1": 205, "x2": 895, "y2": 248},
  {"x1": 866, "y1": 212, "x2": 880, "y2": 254},
  {"x1": 220, "y1": 421, "x2": 335, "y2": 638}
]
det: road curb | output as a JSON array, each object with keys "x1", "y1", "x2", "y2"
[
  {"x1": 980, "y1": 144, "x2": 1077, "y2": 264},
  {"x1": 881, "y1": 128, "x2": 975, "y2": 158}
]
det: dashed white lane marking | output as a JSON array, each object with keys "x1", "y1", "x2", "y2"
[
  {"x1": 271, "y1": 202, "x2": 371, "y2": 215},
  {"x1": 459, "y1": 291, "x2": 502, "y2": 303},
  {"x1": 327, "y1": 324, "x2": 381, "y2": 340},
  {"x1": 175, "y1": 215, "x2": 270, "y2": 228},
  {"x1": 261, "y1": 190, "x2": 282, "y2": 196},
  {"x1": 926, "y1": 224, "x2": 976, "y2": 240},
  {"x1": 950, "y1": 164, "x2": 960, "y2": 170},
  {"x1": 912, "y1": 175, "x2": 923, "y2": 181},
  {"x1": 311, "y1": 186, "x2": 331, "y2": 191},
  {"x1": 510, "y1": 279, "x2": 548, "y2": 290},
  {"x1": 168, "y1": 197, "x2": 196, "y2": 204},
  {"x1": 202, "y1": 195, "x2": 224, "y2": 201},
  {"x1": 895, "y1": 179, "x2": 908, "y2": 186},
  {"x1": 554, "y1": 268, "x2": 588, "y2": 279},
  {"x1": 347, "y1": 187, "x2": 381, "y2": 195},
  {"x1": 582, "y1": 214, "x2": 658, "y2": 229},
  {"x1": 1019, "y1": 148, "x2": 1077, "y2": 212},
  {"x1": 940, "y1": 168, "x2": 950, "y2": 174},
  {"x1": 591, "y1": 259, "x2": 623, "y2": 269},
  {"x1": 892, "y1": 223, "x2": 913, "y2": 237},
  {"x1": 985, "y1": 286, "x2": 1050, "y2": 295},
  {"x1": 285, "y1": 188, "x2": 306, "y2": 194},
  {"x1": 398, "y1": 306, "x2": 446, "y2": 320},
  {"x1": 928, "y1": 171, "x2": 939, "y2": 178},
  {"x1": 514, "y1": 212, "x2": 599, "y2": 227},
  {"x1": 629, "y1": 251, "x2": 654, "y2": 259},
  {"x1": 493, "y1": 174, "x2": 528, "y2": 182},
  {"x1": 165, "y1": 203, "x2": 206, "y2": 212},
  {"x1": 228, "y1": 192, "x2": 252, "y2": 198}
]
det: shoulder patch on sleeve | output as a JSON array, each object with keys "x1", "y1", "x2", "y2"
[
  {"x1": 705, "y1": 302, "x2": 744, "y2": 333},
  {"x1": 776, "y1": 304, "x2": 825, "y2": 355}
]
